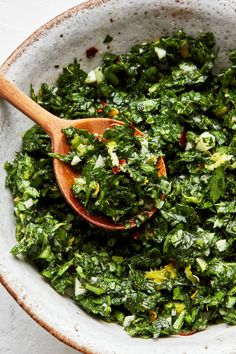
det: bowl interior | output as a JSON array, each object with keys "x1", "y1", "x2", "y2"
[{"x1": 1, "y1": 1, "x2": 236, "y2": 353}]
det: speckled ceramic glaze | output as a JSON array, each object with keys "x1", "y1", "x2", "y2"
[{"x1": 1, "y1": 1, "x2": 236, "y2": 353}]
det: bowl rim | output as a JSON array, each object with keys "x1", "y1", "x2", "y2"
[
  {"x1": 1, "y1": 1, "x2": 236, "y2": 353},
  {"x1": 0, "y1": 0, "x2": 109, "y2": 74},
  {"x1": 0, "y1": 1, "x2": 110, "y2": 353}
]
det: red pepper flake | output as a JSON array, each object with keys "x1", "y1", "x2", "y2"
[
  {"x1": 111, "y1": 159, "x2": 126, "y2": 174},
  {"x1": 101, "y1": 100, "x2": 108, "y2": 107},
  {"x1": 119, "y1": 159, "x2": 126, "y2": 166},
  {"x1": 112, "y1": 166, "x2": 121, "y2": 174},
  {"x1": 133, "y1": 230, "x2": 142, "y2": 240},
  {"x1": 86, "y1": 46, "x2": 98, "y2": 58},
  {"x1": 179, "y1": 330, "x2": 196, "y2": 336},
  {"x1": 179, "y1": 130, "x2": 187, "y2": 148}
]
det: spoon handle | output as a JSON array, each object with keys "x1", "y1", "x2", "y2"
[{"x1": 0, "y1": 74, "x2": 61, "y2": 136}]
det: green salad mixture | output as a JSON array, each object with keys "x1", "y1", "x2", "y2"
[
  {"x1": 5, "y1": 31, "x2": 236, "y2": 338},
  {"x1": 53, "y1": 124, "x2": 167, "y2": 224}
]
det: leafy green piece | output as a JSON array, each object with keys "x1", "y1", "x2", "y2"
[
  {"x1": 207, "y1": 166, "x2": 226, "y2": 203},
  {"x1": 103, "y1": 34, "x2": 113, "y2": 44}
]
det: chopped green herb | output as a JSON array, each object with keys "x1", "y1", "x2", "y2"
[
  {"x1": 103, "y1": 34, "x2": 113, "y2": 44},
  {"x1": 5, "y1": 31, "x2": 236, "y2": 339},
  {"x1": 207, "y1": 166, "x2": 226, "y2": 203}
]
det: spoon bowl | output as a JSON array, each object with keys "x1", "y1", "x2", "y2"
[{"x1": 0, "y1": 74, "x2": 166, "y2": 230}]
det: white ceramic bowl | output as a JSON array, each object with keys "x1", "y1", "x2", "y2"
[{"x1": 1, "y1": 1, "x2": 236, "y2": 353}]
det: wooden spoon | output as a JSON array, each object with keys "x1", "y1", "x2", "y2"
[{"x1": 0, "y1": 74, "x2": 166, "y2": 230}]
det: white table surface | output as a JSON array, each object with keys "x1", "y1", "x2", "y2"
[{"x1": 0, "y1": 1, "x2": 84, "y2": 353}]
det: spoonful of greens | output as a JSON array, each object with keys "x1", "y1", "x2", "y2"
[{"x1": 0, "y1": 74, "x2": 166, "y2": 230}]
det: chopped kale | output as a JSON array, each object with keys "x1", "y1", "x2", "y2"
[{"x1": 4, "y1": 31, "x2": 236, "y2": 339}]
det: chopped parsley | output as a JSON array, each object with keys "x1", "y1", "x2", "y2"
[
  {"x1": 4, "y1": 30, "x2": 236, "y2": 339},
  {"x1": 103, "y1": 34, "x2": 113, "y2": 44}
]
